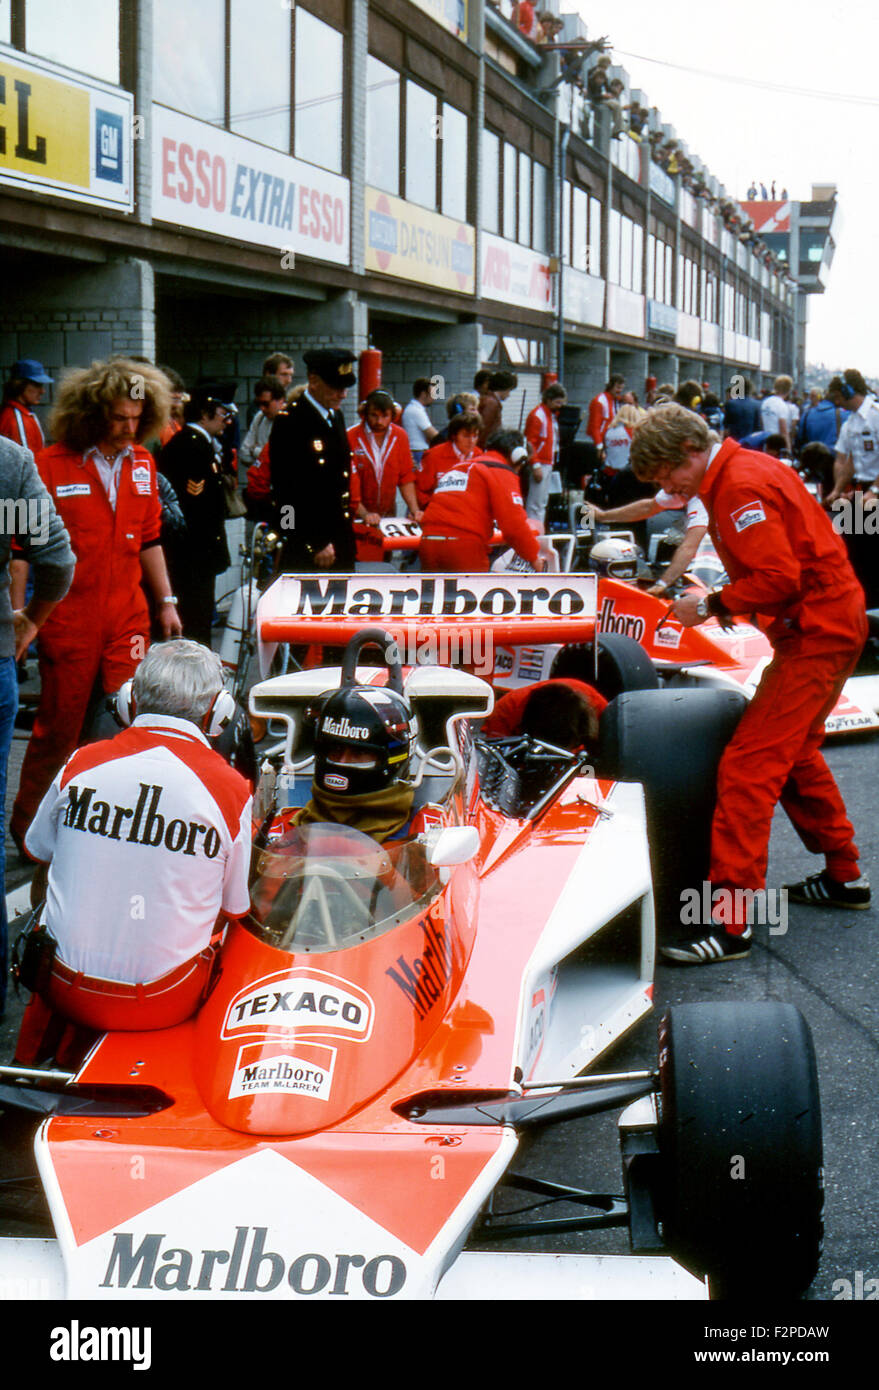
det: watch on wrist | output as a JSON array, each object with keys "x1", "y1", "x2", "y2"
[
  {"x1": 695, "y1": 596, "x2": 708, "y2": 619},
  {"x1": 161, "y1": 595, "x2": 178, "y2": 606}
]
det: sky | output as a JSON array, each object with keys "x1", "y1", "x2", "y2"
[{"x1": 574, "y1": 0, "x2": 879, "y2": 376}]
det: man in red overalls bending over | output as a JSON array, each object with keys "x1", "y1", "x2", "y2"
[
  {"x1": 12, "y1": 358, "x2": 183, "y2": 845},
  {"x1": 630, "y1": 403, "x2": 869, "y2": 965}
]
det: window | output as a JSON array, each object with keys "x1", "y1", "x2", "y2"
[
  {"x1": 532, "y1": 161, "x2": 549, "y2": 254},
  {"x1": 589, "y1": 196, "x2": 601, "y2": 275},
  {"x1": 0, "y1": 0, "x2": 11, "y2": 44},
  {"x1": 405, "y1": 80, "x2": 437, "y2": 209},
  {"x1": 632, "y1": 222, "x2": 643, "y2": 295},
  {"x1": 295, "y1": 8, "x2": 344, "y2": 174},
  {"x1": 24, "y1": 0, "x2": 119, "y2": 84},
  {"x1": 571, "y1": 185, "x2": 588, "y2": 272},
  {"x1": 230, "y1": 0, "x2": 291, "y2": 151},
  {"x1": 366, "y1": 56, "x2": 399, "y2": 194},
  {"x1": 154, "y1": 0, "x2": 225, "y2": 123},
  {"x1": 517, "y1": 150, "x2": 531, "y2": 245},
  {"x1": 482, "y1": 129, "x2": 500, "y2": 233},
  {"x1": 608, "y1": 209, "x2": 621, "y2": 286},
  {"x1": 441, "y1": 103, "x2": 468, "y2": 221},
  {"x1": 502, "y1": 142, "x2": 516, "y2": 240}
]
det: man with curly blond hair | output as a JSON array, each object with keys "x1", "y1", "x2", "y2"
[
  {"x1": 629, "y1": 404, "x2": 868, "y2": 965},
  {"x1": 12, "y1": 358, "x2": 183, "y2": 843}
]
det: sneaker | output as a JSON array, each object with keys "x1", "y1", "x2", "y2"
[
  {"x1": 661, "y1": 926, "x2": 753, "y2": 966},
  {"x1": 784, "y1": 871, "x2": 871, "y2": 911}
]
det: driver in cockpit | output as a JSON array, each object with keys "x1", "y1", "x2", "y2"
[{"x1": 294, "y1": 679, "x2": 418, "y2": 844}]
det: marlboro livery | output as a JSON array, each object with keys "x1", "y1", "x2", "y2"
[{"x1": 0, "y1": 630, "x2": 823, "y2": 1301}]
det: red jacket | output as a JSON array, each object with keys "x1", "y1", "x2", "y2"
[
  {"x1": 34, "y1": 442, "x2": 162, "y2": 649},
  {"x1": 347, "y1": 421, "x2": 415, "y2": 516},
  {"x1": 587, "y1": 392, "x2": 616, "y2": 446},
  {"x1": 0, "y1": 401, "x2": 44, "y2": 454},
  {"x1": 419, "y1": 450, "x2": 540, "y2": 565},
  {"x1": 415, "y1": 439, "x2": 476, "y2": 509},
  {"x1": 700, "y1": 437, "x2": 865, "y2": 653},
  {"x1": 524, "y1": 404, "x2": 557, "y2": 467}
]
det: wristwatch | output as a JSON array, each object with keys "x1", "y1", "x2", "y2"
[
  {"x1": 695, "y1": 596, "x2": 709, "y2": 619},
  {"x1": 160, "y1": 595, "x2": 178, "y2": 606}
]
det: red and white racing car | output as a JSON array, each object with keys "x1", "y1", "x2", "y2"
[{"x1": 0, "y1": 588, "x2": 825, "y2": 1302}]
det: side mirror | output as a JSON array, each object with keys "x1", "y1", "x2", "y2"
[{"x1": 426, "y1": 825, "x2": 480, "y2": 869}]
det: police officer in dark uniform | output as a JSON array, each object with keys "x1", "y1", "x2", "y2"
[
  {"x1": 268, "y1": 348, "x2": 356, "y2": 571},
  {"x1": 159, "y1": 389, "x2": 231, "y2": 644}
]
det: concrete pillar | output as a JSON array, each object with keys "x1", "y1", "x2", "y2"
[
  {"x1": 562, "y1": 341, "x2": 609, "y2": 418},
  {"x1": 648, "y1": 352, "x2": 679, "y2": 392},
  {"x1": 610, "y1": 348, "x2": 649, "y2": 399}
]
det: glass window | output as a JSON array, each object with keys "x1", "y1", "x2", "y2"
[
  {"x1": 0, "y1": 1, "x2": 10, "y2": 44},
  {"x1": 154, "y1": 0, "x2": 224, "y2": 122},
  {"x1": 620, "y1": 216, "x2": 633, "y2": 290},
  {"x1": 26, "y1": 0, "x2": 119, "y2": 84},
  {"x1": 517, "y1": 150, "x2": 530, "y2": 246},
  {"x1": 632, "y1": 222, "x2": 643, "y2": 295},
  {"x1": 441, "y1": 103, "x2": 468, "y2": 222},
  {"x1": 295, "y1": 8, "x2": 343, "y2": 174},
  {"x1": 647, "y1": 235, "x2": 656, "y2": 298},
  {"x1": 502, "y1": 143, "x2": 516, "y2": 240},
  {"x1": 482, "y1": 129, "x2": 500, "y2": 233},
  {"x1": 366, "y1": 56, "x2": 399, "y2": 194},
  {"x1": 532, "y1": 161, "x2": 549, "y2": 253},
  {"x1": 230, "y1": 0, "x2": 291, "y2": 151},
  {"x1": 562, "y1": 180, "x2": 571, "y2": 263},
  {"x1": 572, "y1": 186, "x2": 587, "y2": 272},
  {"x1": 608, "y1": 209, "x2": 621, "y2": 286},
  {"x1": 589, "y1": 196, "x2": 601, "y2": 277},
  {"x1": 405, "y1": 80, "x2": 437, "y2": 209}
]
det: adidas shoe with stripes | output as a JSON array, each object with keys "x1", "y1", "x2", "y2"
[
  {"x1": 784, "y1": 871, "x2": 871, "y2": 910},
  {"x1": 661, "y1": 926, "x2": 753, "y2": 966}
]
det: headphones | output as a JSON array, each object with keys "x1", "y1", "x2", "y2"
[
  {"x1": 113, "y1": 681, "x2": 236, "y2": 739},
  {"x1": 511, "y1": 444, "x2": 530, "y2": 465},
  {"x1": 839, "y1": 380, "x2": 856, "y2": 400}
]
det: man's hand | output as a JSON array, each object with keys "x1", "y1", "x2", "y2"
[
  {"x1": 647, "y1": 582, "x2": 668, "y2": 597},
  {"x1": 408, "y1": 508, "x2": 424, "y2": 524},
  {"x1": 364, "y1": 512, "x2": 382, "y2": 527},
  {"x1": 314, "y1": 543, "x2": 336, "y2": 568},
  {"x1": 534, "y1": 553, "x2": 548, "y2": 572},
  {"x1": 158, "y1": 601, "x2": 183, "y2": 638},
  {"x1": 671, "y1": 592, "x2": 705, "y2": 628},
  {"x1": 12, "y1": 609, "x2": 39, "y2": 661}
]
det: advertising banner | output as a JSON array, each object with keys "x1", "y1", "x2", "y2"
[
  {"x1": 152, "y1": 104, "x2": 350, "y2": 265},
  {"x1": 0, "y1": 44, "x2": 132, "y2": 211},
  {"x1": 480, "y1": 231, "x2": 554, "y2": 312},
  {"x1": 365, "y1": 186, "x2": 475, "y2": 294}
]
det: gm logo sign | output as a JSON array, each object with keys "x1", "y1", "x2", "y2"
[{"x1": 95, "y1": 109, "x2": 124, "y2": 183}]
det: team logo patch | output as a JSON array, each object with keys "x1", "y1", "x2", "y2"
[
  {"x1": 324, "y1": 773, "x2": 349, "y2": 790},
  {"x1": 56, "y1": 484, "x2": 91, "y2": 497},
  {"x1": 730, "y1": 501, "x2": 766, "y2": 532},
  {"x1": 228, "y1": 1043, "x2": 336, "y2": 1101},
  {"x1": 222, "y1": 969, "x2": 375, "y2": 1042},
  {"x1": 132, "y1": 464, "x2": 152, "y2": 495}
]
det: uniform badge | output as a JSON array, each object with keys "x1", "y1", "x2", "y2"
[
  {"x1": 187, "y1": 479, "x2": 205, "y2": 496},
  {"x1": 312, "y1": 439, "x2": 325, "y2": 452}
]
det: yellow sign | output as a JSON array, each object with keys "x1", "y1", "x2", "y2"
[
  {"x1": 365, "y1": 187, "x2": 475, "y2": 295},
  {"x1": 0, "y1": 57, "x2": 89, "y2": 186}
]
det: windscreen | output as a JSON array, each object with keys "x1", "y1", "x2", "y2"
[{"x1": 248, "y1": 822, "x2": 442, "y2": 954}]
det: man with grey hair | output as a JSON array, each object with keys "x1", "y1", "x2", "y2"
[{"x1": 15, "y1": 640, "x2": 251, "y2": 1065}]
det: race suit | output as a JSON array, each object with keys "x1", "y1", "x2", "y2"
[
  {"x1": 700, "y1": 438, "x2": 867, "y2": 926},
  {"x1": 418, "y1": 450, "x2": 540, "y2": 572}
]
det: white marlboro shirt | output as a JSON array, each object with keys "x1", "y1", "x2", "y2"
[
  {"x1": 26, "y1": 715, "x2": 252, "y2": 985},
  {"x1": 655, "y1": 489, "x2": 709, "y2": 531}
]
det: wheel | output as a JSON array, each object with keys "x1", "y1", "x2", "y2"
[
  {"x1": 550, "y1": 633, "x2": 659, "y2": 702},
  {"x1": 657, "y1": 1002, "x2": 823, "y2": 1298},
  {"x1": 596, "y1": 687, "x2": 746, "y2": 933}
]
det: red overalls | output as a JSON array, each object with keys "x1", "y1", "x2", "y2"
[
  {"x1": 700, "y1": 439, "x2": 867, "y2": 926},
  {"x1": 12, "y1": 443, "x2": 162, "y2": 836},
  {"x1": 418, "y1": 451, "x2": 540, "y2": 572},
  {"x1": 347, "y1": 421, "x2": 415, "y2": 560},
  {"x1": 0, "y1": 401, "x2": 44, "y2": 454},
  {"x1": 524, "y1": 404, "x2": 557, "y2": 466},
  {"x1": 415, "y1": 439, "x2": 475, "y2": 510}
]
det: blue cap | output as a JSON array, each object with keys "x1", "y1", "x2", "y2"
[{"x1": 11, "y1": 359, "x2": 53, "y2": 385}]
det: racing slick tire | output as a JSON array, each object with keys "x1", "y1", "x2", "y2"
[
  {"x1": 596, "y1": 687, "x2": 746, "y2": 933},
  {"x1": 549, "y1": 634, "x2": 659, "y2": 702},
  {"x1": 657, "y1": 1001, "x2": 823, "y2": 1299}
]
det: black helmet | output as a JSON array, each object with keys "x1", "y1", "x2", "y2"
[{"x1": 313, "y1": 628, "x2": 414, "y2": 796}]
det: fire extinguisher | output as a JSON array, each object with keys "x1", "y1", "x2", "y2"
[{"x1": 359, "y1": 348, "x2": 382, "y2": 400}]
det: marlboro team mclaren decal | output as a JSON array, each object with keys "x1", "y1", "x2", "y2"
[
  {"x1": 265, "y1": 573, "x2": 597, "y2": 620},
  {"x1": 228, "y1": 1043, "x2": 337, "y2": 1101},
  {"x1": 222, "y1": 969, "x2": 374, "y2": 1043}
]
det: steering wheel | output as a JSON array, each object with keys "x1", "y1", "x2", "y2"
[{"x1": 278, "y1": 862, "x2": 375, "y2": 950}]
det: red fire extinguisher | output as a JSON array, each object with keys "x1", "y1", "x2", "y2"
[{"x1": 359, "y1": 348, "x2": 382, "y2": 400}]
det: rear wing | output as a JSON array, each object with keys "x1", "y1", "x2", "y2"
[{"x1": 257, "y1": 572, "x2": 598, "y2": 675}]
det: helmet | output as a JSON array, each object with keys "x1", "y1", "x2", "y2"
[
  {"x1": 314, "y1": 683, "x2": 414, "y2": 797},
  {"x1": 589, "y1": 537, "x2": 642, "y2": 581}
]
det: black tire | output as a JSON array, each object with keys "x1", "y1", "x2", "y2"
[
  {"x1": 597, "y1": 687, "x2": 746, "y2": 933},
  {"x1": 550, "y1": 633, "x2": 659, "y2": 702},
  {"x1": 657, "y1": 1002, "x2": 823, "y2": 1298}
]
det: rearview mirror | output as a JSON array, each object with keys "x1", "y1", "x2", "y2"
[{"x1": 426, "y1": 825, "x2": 480, "y2": 869}]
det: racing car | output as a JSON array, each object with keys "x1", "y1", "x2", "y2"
[{"x1": 0, "y1": 593, "x2": 824, "y2": 1301}]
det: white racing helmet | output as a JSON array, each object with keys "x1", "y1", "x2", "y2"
[{"x1": 589, "y1": 537, "x2": 643, "y2": 581}]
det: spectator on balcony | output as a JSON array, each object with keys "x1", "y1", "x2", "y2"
[
  {"x1": 536, "y1": 10, "x2": 563, "y2": 43},
  {"x1": 512, "y1": 0, "x2": 536, "y2": 40}
]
